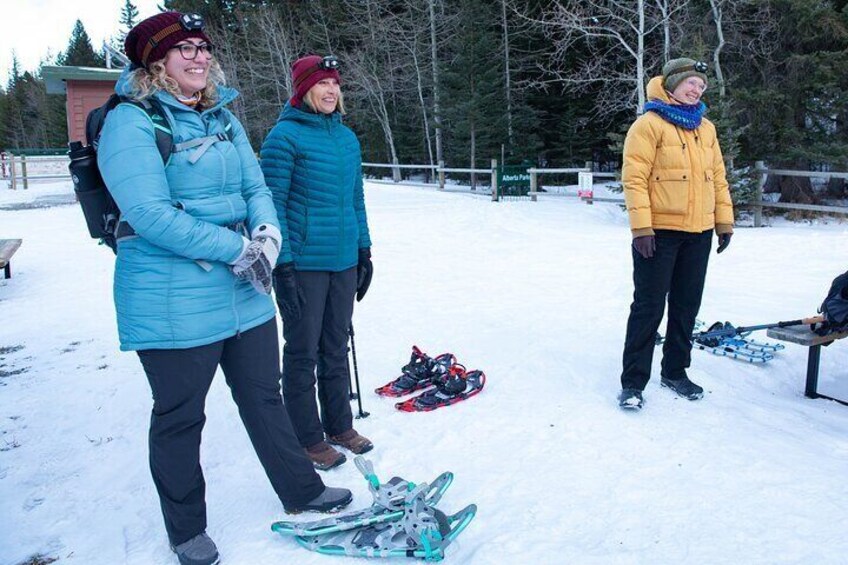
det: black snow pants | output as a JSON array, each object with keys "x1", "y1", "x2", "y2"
[
  {"x1": 276, "y1": 267, "x2": 357, "y2": 449},
  {"x1": 621, "y1": 229, "x2": 713, "y2": 391},
  {"x1": 137, "y1": 318, "x2": 324, "y2": 546}
]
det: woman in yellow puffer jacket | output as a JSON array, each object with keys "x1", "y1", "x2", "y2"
[{"x1": 618, "y1": 58, "x2": 734, "y2": 411}]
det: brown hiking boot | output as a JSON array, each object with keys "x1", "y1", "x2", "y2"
[
  {"x1": 328, "y1": 429, "x2": 374, "y2": 454},
  {"x1": 305, "y1": 441, "x2": 346, "y2": 471}
]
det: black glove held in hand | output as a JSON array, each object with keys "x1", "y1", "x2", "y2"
[
  {"x1": 632, "y1": 235, "x2": 656, "y2": 259},
  {"x1": 273, "y1": 262, "x2": 304, "y2": 322},
  {"x1": 356, "y1": 247, "x2": 373, "y2": 302},
  {"x1": 717, "y1": 233, "x2": 732, "y2": 254}
]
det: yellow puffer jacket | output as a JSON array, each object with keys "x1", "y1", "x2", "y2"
[{"x1": 622, "y1": 76, "x2": 734, "y2": 237}]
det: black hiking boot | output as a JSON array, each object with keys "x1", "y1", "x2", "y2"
[
  {"x1": 171, "y1": 532, "x2": 219, "y2": 565},
  {"x1": 284, "y1": 486, "x2": 353, "y2": 514},
  {"x1": 618, "y1": 388, "x2": 644, "y2": 410},
  {"x1": 661, "y1": 376, "x2": 704, "y2": 400}
]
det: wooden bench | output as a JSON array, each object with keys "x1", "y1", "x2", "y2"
[
  {"x1": 767, "y1": 325, "x2": 848, "y2": 404},
  {"x1": 0, "y1": 239, "x2": 22, "y2": 279}
]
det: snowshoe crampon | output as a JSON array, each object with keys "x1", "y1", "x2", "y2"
[
  {"x1": 375, "y1": 347, "x2": 456, "y2": 397},
  {"x1": 273, "y1": 457, "x2": 475, "y2": 560},
  {"x1": 272, "y1": 458, "x2": 454, "y2": 537},
  {"x1": 395, "y1": 365, "x2": 485, "y2": 413},
  {"x1": 295, "y1": 504, "x2": 477, "y2": 561}
]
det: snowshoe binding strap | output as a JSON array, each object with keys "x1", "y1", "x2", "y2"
[{"x1": 375, "y1": 348, "x2": 457, "y2": 397}]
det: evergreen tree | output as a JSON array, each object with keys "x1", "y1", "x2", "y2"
[
  {"x1": 441, "y1": 0, "x2": 508, "y2": 176},
  {"x1": 59, "y1": 20, "x2": 105, "y2": 67},
  {"x1": 120, "y1": 0, "x2": 140, "y2": 30},
  {"x1": 116, "y1": 0, "x2": 140, "y2": 45}
]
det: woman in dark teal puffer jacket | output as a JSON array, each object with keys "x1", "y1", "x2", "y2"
[{"x1": 260, "y1": 55, "x2": 373, "y2": 471}]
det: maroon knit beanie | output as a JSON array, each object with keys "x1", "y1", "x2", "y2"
[
  {"x1": 125, "y1": 12, "x2": 211, "y2": 68},
  {"x1": 291, "y1": 55, "x2": 342, "y2": 108}
]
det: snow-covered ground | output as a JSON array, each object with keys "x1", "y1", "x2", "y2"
[{"x1": 1, "y1": 179, "x2": 847, "y2": 565}]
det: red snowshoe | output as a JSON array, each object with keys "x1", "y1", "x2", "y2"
[
  {"x1": 395, "y1": 364, "x2": 486, "y2": 412},
  {"x1": 374, "y1": 346, "x2": 455, "y2": 397}
]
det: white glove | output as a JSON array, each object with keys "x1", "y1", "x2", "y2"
[
  {"x1": 251, "y1": 223, "x2": 282, "y2": 266},
  {"x1": 230, "y1": 227, "x2": 280, "y2": 295}
]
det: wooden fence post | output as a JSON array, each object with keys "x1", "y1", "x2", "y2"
[
  {"x1": 21, "y1": 155, "x2": 28, "y2": 190},
  {"x1": 755, "y1": 160, "x2": 765, "y2": 228},
  {"x1": 491, "y1": 159, "x2": 498, "y2": 202},
  {"x1": 530, "y1": 169, "x2": 538, "y2": 202},
  {"x1": 438, "y1": 160, "x2": 445, "y2": 191},
  {"x1": 9, "y1": 154, "x2": 16, "y2": 190},
  {"x1": 578, "y1": 171, "x2": 594, "y2": 205}
]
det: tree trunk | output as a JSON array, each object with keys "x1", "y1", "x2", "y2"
[
  {"x1": 470, "y1": 121, "x2": 477, "y2": 190},
  {"x1": 428, "y1": 0, "x2": 444, "y2": 166},
  {"x1": 501, "y1": 0, "x2": 513, "y2": 149},
  {"x1": 709, "y1": 0, "x2": 727, "y2": 99},
  {"x1": 636, "y1": 0, "x2": 646, "y2": 113}
]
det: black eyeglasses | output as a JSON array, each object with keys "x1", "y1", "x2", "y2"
[{"x1": 171, "y1": 43, "x2": 214, "y2": 60}]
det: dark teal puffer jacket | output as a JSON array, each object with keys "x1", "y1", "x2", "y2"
[{"x1": 259, "y1": 102, "x2": 371, "y2": 271}]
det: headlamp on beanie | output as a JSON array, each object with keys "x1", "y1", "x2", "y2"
[
  {"x1": 320, "y1": 56, "x2": 339, "y2": 71},
  {"x1": 290, "y1": 54, "x2": 342, "y2": 107},
  {"x1": 125, "y1": 11, "x2": 212, "y2": 68},
  {"x1": 662, "y1": 57, "x2": 709, "y2": 93},
  {"x1": 667, "y1": 60, "x2": 708, "y2": 78},
  {"x1": 180, "y1": 13, "x2": 205, "y2": 31}
]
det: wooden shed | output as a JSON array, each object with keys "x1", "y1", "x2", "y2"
[{"x1": 42, "y1": 66, "x2": 122, "y2": 144}]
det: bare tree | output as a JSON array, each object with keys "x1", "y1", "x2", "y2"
[
  {"x1": 654, "y1": 0, "x2": 690, "y2": 64},
  {"x1": 525, "y1": 0, "x2": 688, "y2": 116}
]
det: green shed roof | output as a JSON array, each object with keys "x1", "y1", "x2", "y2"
[{"x1": 42, "y1": 66, "x2": 123, "y2": 94}]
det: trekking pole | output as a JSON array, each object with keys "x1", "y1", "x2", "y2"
[
  {"x1": 349, "y1": 323, "x2": 370, "y2": 419},
  {"x1": 692, "y1": 316, "x2": 824, "y2": 341},
  {"x1": 345, "y1": 343, "x2": 358, "y2": 401}
]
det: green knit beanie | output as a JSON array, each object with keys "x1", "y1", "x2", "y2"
[{"x1": 663, "y1": 58, "x2": 708, "y2": 92}]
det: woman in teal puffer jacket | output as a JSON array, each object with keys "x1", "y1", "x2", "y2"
[
  {"x1": 97, "y1": 14, "x2": 351, "y2": 565},
  {"x1": 260, "y1": 55, "x2": 373, "y2": 472}
]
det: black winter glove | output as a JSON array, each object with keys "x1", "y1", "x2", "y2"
[
  {"x1": 356, "y1": 247, "x2": 373, "y2": 302},
  {"x1": 717, "y1": 233, "x2": 732, "y2": 254},
  {"x1": 632, "y1": 235, "x2": 656, "y2": 259},
  {"x1": 273, "y1": 262, "x2": 305, "y2": 322}
]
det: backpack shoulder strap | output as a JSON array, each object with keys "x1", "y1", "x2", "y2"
[
  {"x1": 130, "y1": 98, "x2": 174, "y2": 165},
  {"x1": 217, "y1": 108, "x2": 236, "y2": 142},
  {"x1": 87, "y1": 93, "x2": 124, "y2": 147}
]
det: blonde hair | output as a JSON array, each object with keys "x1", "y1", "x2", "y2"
[
  {"x1": 304, "y1": 88, "x2": 346, "y2": 115},
  {"x1": 126, "y1": 58, "x2": 226, "y2": 105}
]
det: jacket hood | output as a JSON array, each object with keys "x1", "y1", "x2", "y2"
[
  {"x1": 646, "y1": 76, "x2": 671, "y2": 103},
  {"x1": 277, "y1": 101, "x2": 342, "y2": 126},
  {"x1": 113, "y1": 66, "x2": 238, "y2": 114}
]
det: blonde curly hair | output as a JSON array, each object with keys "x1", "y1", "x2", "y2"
[{"x1": 126, "y1": 58, "x2": 226, "y2": 105}]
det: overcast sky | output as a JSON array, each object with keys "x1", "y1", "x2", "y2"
[{"x1": 1, "y1": 0, "x2": 164, "y2": 85}]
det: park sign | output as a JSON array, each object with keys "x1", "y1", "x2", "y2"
[{"x1": 498, "y1": 165, "x2": 531, "y2": 197}]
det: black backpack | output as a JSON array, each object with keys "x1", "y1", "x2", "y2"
[
  {"x1": 69, "y1": 94, "x2": 232, "y2": 253},
  {"x1": 815, "y1": 270, "x2": 848, "y2": 336}
]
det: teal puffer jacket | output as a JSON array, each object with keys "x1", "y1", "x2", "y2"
[
  {"x1": 97, "y1": 69, "x2": 278, "y2": 351},
  {"x1": 259, "y1": 102, "x2": 371, "y2": 271}
]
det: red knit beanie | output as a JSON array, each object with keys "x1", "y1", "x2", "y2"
[
  {"x1": 291, "y1": 55, "x2": 341, "y2": 108},
  {"x1": 125, "y1": 12, "x2": 211, "y2": 68}
]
